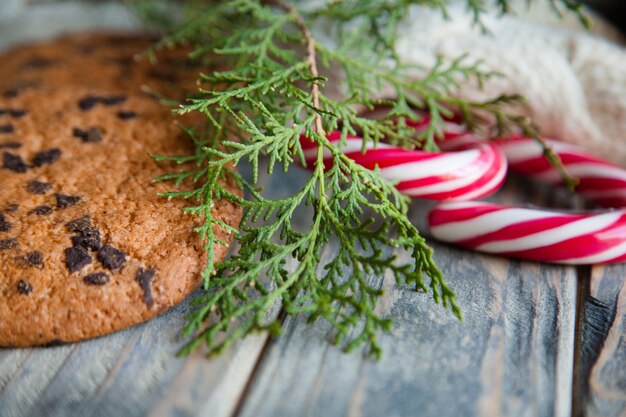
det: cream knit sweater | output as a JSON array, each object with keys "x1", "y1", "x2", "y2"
[{"x1": 392, "y1": 2, "x2": 626, "y2": 166}]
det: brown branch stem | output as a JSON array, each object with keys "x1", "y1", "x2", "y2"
[{"x1": 265, "y1": 0, "x2": 326, "y2": 137}]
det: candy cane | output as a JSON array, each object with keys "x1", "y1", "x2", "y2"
[
  {"x1": 301, "y1": 130, "x2": 507, "y2": 201},
  {"x1": 428, "y1": 202, "x2": 626, "y2": 264},
  {"x1": 499, "y1": 136, "x2": 626, "y2": 208},
  {"x1": 300, "y1": 115, "x2": 626, "y2": 265}
]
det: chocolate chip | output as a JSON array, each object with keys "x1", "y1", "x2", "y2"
[
  {"x1": 22, "y1": 57, "x2": 57, "y2": 69},
  {"x1": 0, "y1": 213, "x2": 11, "y2": 232},
  {"x1": 0, "y1": 124, "x2": 14, "y2": 134},
  {"x1": 101, "y1": 95, "x2": 127, "y2": 106},
  {"x1": 24, "y1": 251, "x2": 43, "y2": 267},
  {"x1": 3, "y1": 89, "x2": 18, "y2": 98},
  {"x1": 43, "y1": 339, "x2": 66, "y2": 347},
  {"x1": 78, "y1": 96, "x2": 99, "y2": 111},
  {"x1": 65, "y1": 246, "x2": 92, "y2": 272},
  {"x1": 135, "y1": 268, "x2": 155, "y2": 308},
  {"x1": 3, "y1": 152, "x2": 27, "y2": 172},
  {"x1": 33, "y1": 148, "x2": 61, "y2": 166},
  {"x1": 0, "y1": 141, "x2": 21, "y2": 149},
  {"x1": 73, "y1": 127, "x2": 102, "y2": 143},
  {"x1": 97, "y1": 245, "x2": 126, "y2": 270},
  {"x1": 0, "y1": 238, "x2": 17, "y2": 250},
  {"x1": 116, "y1": 111, "x2": 137, "y2": 120},
  {"x1": 83, "y1": 272, "x2": 110, "y2": 286},
  {"x1": 66, "y1": 215, "x2": 92, "y2": 233},
  {"x1": 55, "y1": 194, "x2": 81, "y2": 209},
  {"x1": 5, "y1": 204, "x2": 18, "y2": 213},
  {"x1": 2, "y1": 109, "x2": 27, "y2": 118},
  {"x1": 17, "y1": 279, "x2": 33, "y2": 295},
  {"x1": 79, "y1": 95, "x2": 129, "y2": 111},
  {"x1": 29, "y1": 205, "x2": 53, "y2": 215},
  {"x1": 27, "y1": 180, "x2": 52, "y2": 195},
  {"x1": 71, "y1": 226, "x2": 102, "y2": 251}
]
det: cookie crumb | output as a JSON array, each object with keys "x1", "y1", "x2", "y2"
[
  {"x1": 83, "y1": 272, "x2": 110, "y2": 286},
  {"x1": 3, "y1": 151, "x2": 28, "y2": 173},
  {"x1": 135, "y1": 268, "x2": 156, "y2": 308},
  {"x1": 17, "y1": 279, "x2": 33, "y2": 295},
  {"x1": 27, "y1": 180, "x2": 52, "y2": 195},
  {"x1": 97, "y1": 245, "x2": 126, "y2": 270},
  {"x1": 65, "y1": 246, "x2": 92, "y2": 272},
  {"x1": 33, "y1": 148, "x2": 61, "y2": 167},
  {"x1": 55, "y1": 194, "x2": 81, "y2": 209}
]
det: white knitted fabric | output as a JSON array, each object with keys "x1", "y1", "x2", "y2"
[{"x1": 392, "y1": 2, "x2": 626, "y2": 166}]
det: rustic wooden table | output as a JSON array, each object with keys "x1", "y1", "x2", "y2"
[
  {"x1": 2, "y1": 165, "x2": 624, "y2": 417},
  {"x1": 1, "y1": 3, "x2": 625, "y2": 417}
]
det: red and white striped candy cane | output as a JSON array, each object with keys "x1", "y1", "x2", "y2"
[
  {"x1": 428, "y1": 135, "x2": 626, "y2": 264},
  {"x1": 498, "y1": 136, "x2": 626, "y2": 208},
  {"x1": 300, "y1": 114, "x2": 626, "y2": 265},
  {"x1": 428, "y1": 201, "x2": 626, "y2": 264},
  {"x1": 301, "y1": 130, "x2": 507, "y2": 201}
]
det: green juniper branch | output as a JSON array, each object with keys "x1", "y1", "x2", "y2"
[{"x1": 139, "y1": 0, "x2": 584, "y2": 357}]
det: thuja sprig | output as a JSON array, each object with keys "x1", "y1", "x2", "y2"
[{"x1": 142, "y1": 0, "x2": 584, "y2": 357}]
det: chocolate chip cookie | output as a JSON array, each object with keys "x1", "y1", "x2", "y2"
[{"x1": 0, "y1": 81, "x2": 240, "y2": 346}]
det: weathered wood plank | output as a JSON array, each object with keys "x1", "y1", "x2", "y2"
[
  {"x1": 574, "y1": 264, "x2": 626, "y2": 417},
  {"x1": 235, "y1": 177, "x2": 579, "y2": 417},
  {"x1": 0, "y1": 293, "x2": 269, "y2": 417},
  {"x1": 236, "y1": 247, "x2": 578, "y2": 417}
]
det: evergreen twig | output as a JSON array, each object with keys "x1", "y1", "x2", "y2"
[{"x1": 137, "y1": 0, "x2": 585, "y2": 357}]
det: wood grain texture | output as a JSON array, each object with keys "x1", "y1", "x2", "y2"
[
  {"x1": 236, "y1": 244, "x2": 578, "y2": 417},
  {"x1": 0, "y1": 296, "x2": 268, "y2": 417},
  {"x1": 574, "y1": 264, "x2": 626, "y2": 417},
  {"x1": 235, "y1": 177, "x2": 579, "y2": 417}
]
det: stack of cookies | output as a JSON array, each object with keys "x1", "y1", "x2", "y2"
[{"x1": 0, "y1": 33, "x2": 241, "y2": 346}]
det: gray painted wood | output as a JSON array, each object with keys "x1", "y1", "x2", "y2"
[
  {"x1": 236, "y1": 244, "x2": 578, "y2": 417},
  {"x1": 0, "y1": 296, "x2": 268, "y2": 417},
  {"x1": 574, "y1": 264, "x2": 626, "y2": 417},
  {"x1": 235, "y1": 177, "x2": 579, "y2": 417}
]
